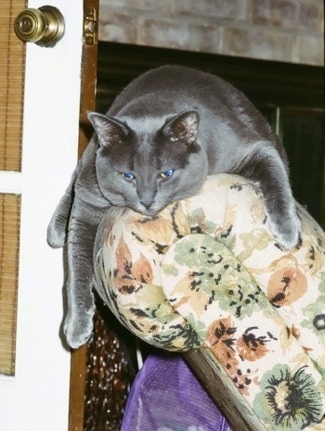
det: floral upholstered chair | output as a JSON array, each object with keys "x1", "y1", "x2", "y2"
[{"x1": 93, "y1": 174, "x2": 325, "y2": 431}]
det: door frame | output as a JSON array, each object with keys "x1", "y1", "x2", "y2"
[{"x1": 0, "y1": 1, "x2": 84, "y2": 429}]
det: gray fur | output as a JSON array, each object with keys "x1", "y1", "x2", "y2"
[{"x1": 47, "y1": 65, "x2": 300, "y2": 349}]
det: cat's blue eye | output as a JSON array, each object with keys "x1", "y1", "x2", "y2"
[
  {"x1": 121, "y1": 172, "x2": 135, "y2": 181},
  {"x1": 160, "y1": 169, "x2": 174, "y2": 179}
]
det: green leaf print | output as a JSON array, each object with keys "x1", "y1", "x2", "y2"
[{"x1": 171, "y1": 234, "x2": 269, "y2": 318}]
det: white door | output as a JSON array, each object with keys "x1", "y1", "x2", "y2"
[{"x1": 0, "y1": 1, "x2": 83, "y2": 430}]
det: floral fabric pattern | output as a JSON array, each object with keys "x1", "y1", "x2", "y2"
[{"x1": 94, "y1": 174, "x2": 325, "y2": 431}]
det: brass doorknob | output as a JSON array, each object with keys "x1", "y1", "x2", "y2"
[{"x1": 14, "y1": 5, "x2": 65, "y2": 47}]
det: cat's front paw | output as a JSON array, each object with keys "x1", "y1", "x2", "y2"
[
  {"x1": 47, "y1": 192, "x2": 74, "y2": 248},
  {"x1": 63, "y1": 307, "x2": 95, "y2": 349},
  {"x1": 47, "y1": 216, "x2": 67, "y2": 248},
  {"x1": 268, "y1": 206, "x2": 301, "y2": 249}
]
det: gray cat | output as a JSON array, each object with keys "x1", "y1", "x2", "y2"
[{"x1": 47, "y1": 65, "x2": 300, "y2": 349}]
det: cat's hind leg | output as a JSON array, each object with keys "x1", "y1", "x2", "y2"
[
  {"x1": 63, "y1": 213, "x2": 96, "y2": 348},
  {"x1": 62, "y1": 197, "x2": 106, "y2": 349}
]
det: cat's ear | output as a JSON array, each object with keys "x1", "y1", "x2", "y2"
[
  {"x1": 88, "y1": 112, "x2": 129, "y2": 147},
  {"x1": 163, "y1": 110, "x2": 199, "y2": 145}
]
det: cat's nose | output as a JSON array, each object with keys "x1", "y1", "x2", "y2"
[{"x1": 140, "y1": 200, "x2": 153, "y2": 210}]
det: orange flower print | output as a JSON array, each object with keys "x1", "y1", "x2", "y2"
[
  {"x1": 208, "y1": 317, "x2": 238, "y2": 371},
  {"x1": 237, "y1": 326, "x2": 273, "y2": 361},
  {"x1": 131, "y1": 202, "x2": 190, "y2": 254},
  {"x1": 114, "y1": 235, "x2": 154, "y2": 294},
  {"x1": 231, "y1": 368, "x2": 258, "y2": 397},
  {"x1": 208, "y1": 319, "x2": 262, "y2": 395},
  {"x1": 267, "y1": 266, "x2": 307, "y2": 307},
  {"x1": 115, "y1": 235, "x2": 132, "y2": 273}
]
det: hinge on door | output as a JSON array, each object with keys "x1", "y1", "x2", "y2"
[{"x1": 84, "y1": 8, "x2": 97, "y2": 46}]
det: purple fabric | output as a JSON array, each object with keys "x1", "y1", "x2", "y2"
[{"x1": 121, "y1": 353, "x2": 231, "y2": 431}]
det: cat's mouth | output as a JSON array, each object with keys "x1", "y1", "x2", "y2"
[
  {"x1": 131, "y1": 201, "x2": 166, "y2": 217},
  {"x1": 103, "y1": 191, "x2": 164, "y2": 216},
  {"x1": 134, "y1": 205, "x2": 162, "y2": 217}
]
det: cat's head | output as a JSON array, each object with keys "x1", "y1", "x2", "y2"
[{"x1": 88, "y1": 110, "x2": 208, "y2": 215}]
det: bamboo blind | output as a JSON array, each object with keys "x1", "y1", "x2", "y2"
[
  {"x1": 0, "y1": 195, "x2": 21, "y2": 375},
  {"x1": 0, "y1": 0, "x2": 26, "y2": 375}
]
